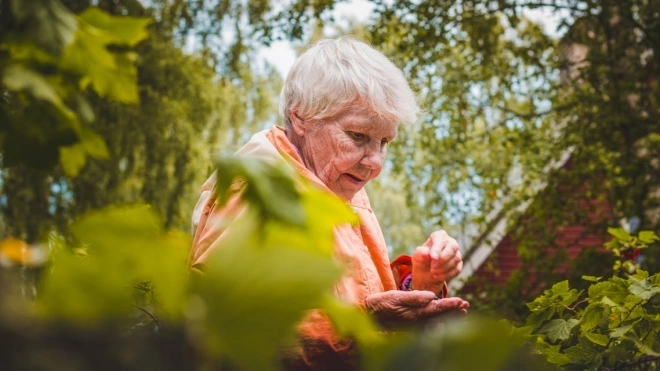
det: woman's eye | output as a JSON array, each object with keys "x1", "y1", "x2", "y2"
[
  {"x1": 348, "y1": 132, "x2": 367, "y2": 141},
  {"x1": 380, "y1": 139, "x2": 389, "y2": 148}
]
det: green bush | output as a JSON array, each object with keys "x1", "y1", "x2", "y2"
[{"x1": 522, "y1": 230, "x2": 660, "y2": 370}]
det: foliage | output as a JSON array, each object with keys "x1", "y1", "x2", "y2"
[
  {"x1": 1, "y1": 0, "x2": 283, "y2": 245},
  {"x1": 38, "y1": 205, "x2": 189, "y2": 321},
  {"x1": 0, "y1": 0, "x2": 150, "y2": 174},
  {"x1": 520, "y1": 230, "x2": 660, "y2": 370},
  {"x1": 0, "y1": 156, "x2": 534, "y2": 371},
  {"x1": 605, "y1": 228, "x2": 659, "y2": 275},
  {"x1": 524, "y1": 273, "x2": 660, "y2": 370},
  {"x1": 383, "y1": 316, "x2": 535, "y2": 371}
]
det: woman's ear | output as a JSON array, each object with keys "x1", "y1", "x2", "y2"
[{"x1": 289, "y1": 110, "x2": 306, "y2": 136}]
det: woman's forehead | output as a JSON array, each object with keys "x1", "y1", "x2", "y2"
[{"x1": 333, "y1": 108, "x2": 399, "y2": 137}]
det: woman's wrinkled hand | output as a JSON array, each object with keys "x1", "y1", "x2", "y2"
[
  {"x1": 364, "y1": 290, "x2": 469, "y2": 329},
  {"x1": 412, "y1": 230, "x2": 463, "y2": 294}
]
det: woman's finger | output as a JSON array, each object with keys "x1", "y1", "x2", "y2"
[
  {"x1": 432, "y1": 262, "x2": 463, "y2": 281},
  {"x1": 427, "y1": 230, "x2": 449, "y2": 259},
  {"x1": 412, "y1": 245, "x2": 432, "y2": 269},
  {"x1": 415, "y1": 297, "x2": 468, "y2": 319},
  {"x1": 430, "y1": 240, "x2": 459, "y2": 270},
  {"x1": 435, "y1": 251, "x2": 462, "y2": 272}
]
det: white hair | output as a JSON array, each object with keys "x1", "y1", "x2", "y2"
[{"x1": 279, "y1": 36, "x2": 419, "y2": 129}]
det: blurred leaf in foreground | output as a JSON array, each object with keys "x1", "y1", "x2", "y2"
[
  {"x1": 38, "y1": 205, "x2": 189, "y2": 322},
  {"x1": 191, "y1": 157, "x2": 360, "y2": 370},
  {"x1": 385, "y1": 316, "x2": 532, "y2": 371},
  {"x1": 214, "y1": 157, "x2": 305, "y2": 226},
  {"x1": 190, "y1": 208, "x2": 343, "y2": 370}
]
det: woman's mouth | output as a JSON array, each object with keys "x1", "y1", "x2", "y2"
[{"x1": 343, "y1": 174, "x2": 365, "y2": 185}]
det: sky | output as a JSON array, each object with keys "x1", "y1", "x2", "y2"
[
  {"x1": 257, "y1": 0, "x2": 377, "y2": 77},
  {"x1": 259, "y1": 0, "x2": 568, "y2": 78}
]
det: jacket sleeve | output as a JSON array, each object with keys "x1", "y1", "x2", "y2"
[{"x1": 189, "y1": 180, "x2": 248, "y2": 269}]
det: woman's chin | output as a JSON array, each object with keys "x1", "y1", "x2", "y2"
[{"x1": 330, "y1": 175, "x2": 368, "y2": 200}]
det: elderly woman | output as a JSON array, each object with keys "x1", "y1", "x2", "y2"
[{"x1": 190, "y1": 36, "x2": 469, "y2": 369}]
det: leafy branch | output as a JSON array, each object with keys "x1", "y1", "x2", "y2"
[{"x1": 521, "y1": 230, "x2": 660, "y2": 369}]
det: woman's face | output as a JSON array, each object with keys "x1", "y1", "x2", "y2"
[{"x1": 295, "y1": 108, "x2": 398, "y2": 200}]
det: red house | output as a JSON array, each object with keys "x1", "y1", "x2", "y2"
[{"x1": 450, "y1": 154, "x2": 615, "y2": 294}]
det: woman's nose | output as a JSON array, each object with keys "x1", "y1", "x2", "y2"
[{"x1": 360, "y1": 145, "x2": 384, "y2": 170}]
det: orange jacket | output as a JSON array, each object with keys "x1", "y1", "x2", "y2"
[{"x1": 190, "y1": 126, "x2": 396, "y2": 369}]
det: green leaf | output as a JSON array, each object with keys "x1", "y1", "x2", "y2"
[
  {"x1": 3, "y1": 64, "x2": 60, "y2": 104},
  {"x1": 563, "y1": 344, "x2": 599, "y2": 365},
  {"x1": 581, "y1": 303, "x2": 607, "y2": 331},
  {"x1": 540, "y1": 345, "x2": 571, "y2": 366},
  {"x1": 298, "y1": 187, "x2": 358, "y2": 253},
  {"x1": 512, "y1": 325, "x2": 534, "y2": 338},
  {"x1": 79, "y1": 127, "x2": 109, "y2": 159},
  {"x1": 589, "y1": 279, "x2": 629, "y2": 303},
  {"x1": 539, "y1": 318, "x2": 579, "y2": 342},
  {"x1": 215, "y1": 157, "x2": 318, "y2": 227},
  {"x1": 57, "y1": 127, "x2": 108, "y2": 176},
  {"x1": 624, "y1": 335, "x2": 660, "y2": 356},
  {"x1": 61, "y1": 30, "x2": 139, "y2": 102},
  {"x1": 582, "y1": 275, "x2": 601, "y2": 282},
  {"x1": 527, "y1": 308, "x2": 555, "y2": 329},
  {"x1": 60, "y1": 8, "x2": 149, "y2": 103},
  {"x1": 551, "y1": 280, "x2": 570, "y2": 295},
  {"x1": 638, "y1": 231, "x2": 659, "y2": 244},
  {"x1": 585, "y1": 333, "x2": 609, "y2": 347},
  {"x1": 588, "y1": 282, "x2": 613, "y2": 300},
  {"x1": 526, "y1": 294, "x2": 552, "y2": 312},
  {"x1": 71, "y1": 206, "x2": 188, "y2": 316},
  {"x1": 78, "y1": 7, "x2": 151, "y2": 46},
  {"x1": 74, "y1": 94, "x2": 95, "y2": 123},
  {"x1": 525, "y1": 293, "x2": 556, "y2": 328},
  {"x1": 631, "y1": 270, "x2": 650, "y2": 280},
  {"x1": 629, "y1": 277, "x2": 660, "y2": 301},
  {"x1": 59, "y1": 143, "x2": 86, "y2": 176},
  {"x1": 361, "y1": 333, "x2": 413, "y2": 371},
  {"x1": 610, "y1": 324, "x2": 633, "y2": 339},
  {"x1": 39, "y1": 205, "x2": 189, "y2": 321},
  {"x1": 389, "y1": 317, "x2": 526, "y2": 371},
  {"x1": 601, "y1": 296, "x2": 623, "y2": 309},
  {"x1": 2, "y1": 64, "x2": 76, "y2": 120},
  {"x1": 604, "y1": 239, "x2": 620, "y2": 250},
  {"x1": 191, "y1": 209, "x2": 343, "y2": 371},
  {"x1": 608, "y1": 228, "x2": 630, "y2": 241},
  {"x1": 322, "y1": 295, "x2": 381, "y2": 345},
  {"x1": 559, "y1": 288, "x2": 579, "y2": 307},
  {"x1": 264, "y1": 189, "x2": 357, "y2": 258}
]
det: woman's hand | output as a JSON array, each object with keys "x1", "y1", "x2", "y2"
[
  {"x1": 412, "y1": 230, "x2": 463, "y2": 294},
  {"x1": 364, "y1": 290, "x2": 469, "y2": 329}
]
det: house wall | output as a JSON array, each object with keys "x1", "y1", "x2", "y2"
[{"x1": 469, "y1": 223, "x2": 609, "y2": 287}]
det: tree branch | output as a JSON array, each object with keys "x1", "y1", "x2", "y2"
[{"x1": 135, "y1": 305, "x2": 162, "y2": 331}]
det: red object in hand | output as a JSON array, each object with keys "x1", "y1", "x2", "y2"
[{"x1": 391, "y1": 255, "x2": 412, "y2": 288}]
